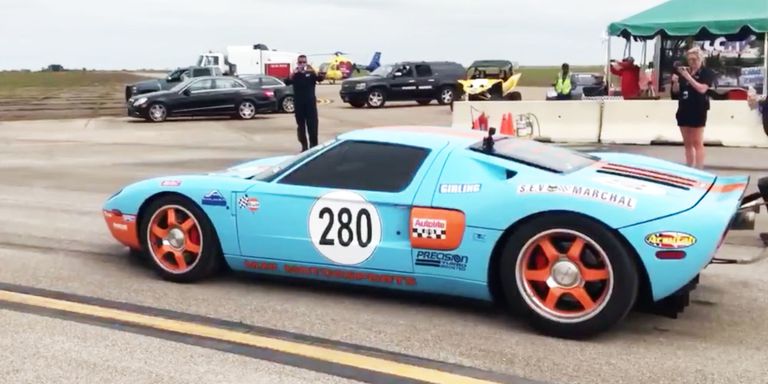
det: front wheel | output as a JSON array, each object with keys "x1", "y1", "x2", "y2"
[
  {"x1": 138, "y1": 195, "x2": 223, "y2": 283},
  {"x1": 146, "y1": 103, "x2": 167, "y2": 122},
  {"x1": 499, "y1": 213, "x2": 639, "y2": 339},
  {"x1": 366, "y1": 89, "x2": 386, "y2": 108}
]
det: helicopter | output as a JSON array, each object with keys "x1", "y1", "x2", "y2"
[{"x1": 309, "y1": 51, "x2": 381, "y2": 83}]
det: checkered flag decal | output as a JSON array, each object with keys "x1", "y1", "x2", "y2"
[
  {"x1": 238, "y1": 196, "x2": 248, "y2": 209},
  {"x1": 412, "y1": 227, "x2": 447, "y2": 239}
]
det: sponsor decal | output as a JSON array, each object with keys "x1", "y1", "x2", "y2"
[
  {"x1": 202, "y1": 190, "x2": 227, "y2": 206},
  {"x1": 593, "y1": 176, "x2": 666, "y2": 196},
  {"x1": 308, "y1": 191, "x2": 382, "y2": 266},
  {"x1": 123, "y1": 214, "x2": 136, "y2": 223},
  {"x1": 243, "y1": 260, "x2": 416, "y2": 286},
  {"x1": 439, "y1": 183, "x2": 481, "y2": 194},
  {"x1": 161, "y1": 180, "x2": 181, "y2": 187},
  {"x1": 645, "y1": 231, "x2": 697, "y2": 249},
  {"x1": 112, "y1": 223, "x2": 128, "y2": 231},
  {"x1": 415, "y1": 250, "x2": 468, "y2": 271},
  {"x1": 517, "y1": 184, "x2": 636, "y2": 209},
  {"x1": 237, "y1": 196, "x2": 260, "y2": 212},
  {"x1": 412, "y1": 218, "x2": 447, "y2": 240}
]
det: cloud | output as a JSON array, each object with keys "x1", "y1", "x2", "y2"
[{"x1": 0, "y1": 0, "x2": 669, "y2": 70}]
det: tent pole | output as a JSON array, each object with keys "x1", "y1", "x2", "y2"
[{"x1": 763, "y1": 32, "x2": 767, "y2": 96}]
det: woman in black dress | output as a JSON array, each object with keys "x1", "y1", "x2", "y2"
[{"x1": 671, "y1": 47, "x2": 715, "y2": 169}]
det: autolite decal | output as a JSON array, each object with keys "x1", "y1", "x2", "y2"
[{"x1": 645, "y1": 231, "x2": 697, "y2": 249}]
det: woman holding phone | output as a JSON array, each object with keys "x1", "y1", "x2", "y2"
[{"x1": 671, "y1": 47, "x2": 715, "y2": 169}]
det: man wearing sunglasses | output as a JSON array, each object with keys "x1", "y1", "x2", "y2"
[{"x1": 286, "y1": 54, "x2": 320, "y2": 152}]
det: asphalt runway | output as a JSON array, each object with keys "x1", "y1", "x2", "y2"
[{"x1": 1, "y1": 84, "x2": 767, "y2": 384}]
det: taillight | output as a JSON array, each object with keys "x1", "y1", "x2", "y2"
[{"x1": 656, "y1": 250, "x2": 686, "y2": 260}]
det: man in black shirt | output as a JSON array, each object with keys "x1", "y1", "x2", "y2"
[{"x1": 286, "y1": 55, "x2": 319, "y2": 152}]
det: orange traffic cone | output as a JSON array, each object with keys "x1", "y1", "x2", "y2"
[
  {"x1": 473, "y1": 112, "x2": 489, "y2": 131},
  {"x1": 500, "y1": 113, "x2": 514, "y2": 135}
]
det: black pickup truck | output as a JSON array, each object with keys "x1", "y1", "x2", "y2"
[
  {"x1": 125, "y1": 66, "x2": 223, "y2": 100},
  {"x1": 339, "y1": 61, "x2": 465, "y2": 108}
]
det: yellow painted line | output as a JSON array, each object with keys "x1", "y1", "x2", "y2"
[{"x1": 0, "y1": 289, "x2": 500, "y2": 384}]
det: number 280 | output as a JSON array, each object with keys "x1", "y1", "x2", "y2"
[{"x1": 318, "y1": 207, "x2": 372, "y2": 247}]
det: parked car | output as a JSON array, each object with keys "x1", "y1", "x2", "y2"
[
  {"x1": 545, "y1": 73, "x2": 615, "y2": 100},
  {"x1": 126, "y1": 76, "x2": 276, "y2": 122},
  {"x1": 339, "y1": 61, "x2": 465, "y2": 108},
  {"x1": 125, "y1": 66, "x2": 223, "y2": 101},
  {"x1": 238, "y1": 74, "x2": 295, "y2": 113}
]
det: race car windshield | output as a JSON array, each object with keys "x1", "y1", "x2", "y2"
[
  {"x1": 469, "y1": 137, "x2": 599, "y2": 173},
  {"x1": 250, "y1": 139, "x2": 339, "y2": 181}
]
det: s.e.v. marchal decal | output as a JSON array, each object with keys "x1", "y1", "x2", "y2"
[{"x1": 517, "y1": 184, "x2": 636, "y2": 209}]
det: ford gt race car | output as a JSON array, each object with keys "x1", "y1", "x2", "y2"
[{"x1": 102, "y1": 126, "x2": 759, "y2": 339}]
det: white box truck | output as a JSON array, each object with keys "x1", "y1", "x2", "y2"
[{"x1": 197, "y1": 43, "x2": 300, "y2": 80}]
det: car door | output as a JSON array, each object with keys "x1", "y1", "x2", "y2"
[
  {"x1": 173, "y1": 78, "x2": 217, "y2": 115},
  {"x1": 234, "y1": 139, "x2": 447, "y2": 274},
  {"x1": 414, "y1": 64, "x2": 437, "y2": 98},
  {"x1": 211, "y1": 78, "x2": 247, "y2": 113},
  {"x1": 388, "y1": 64, "x2": 417, "y2": 100}
]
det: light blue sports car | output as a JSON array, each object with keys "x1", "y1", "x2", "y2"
[{"x1": 102, "y1": 126, "x2": 759, "y2": 339}]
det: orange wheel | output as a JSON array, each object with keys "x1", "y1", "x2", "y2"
[
  {"x1": 146, "y1": 204, "x2": 203, "y2": 274},
  {"x1": 500, "y1": 214, "x2": 638, "y2": 339},
  {"x1": 515, "y1": 229, "x2": 613, "y2": 323},
  {"x1": 139, "y1": 195, "x2": 222, "y2": 283}
]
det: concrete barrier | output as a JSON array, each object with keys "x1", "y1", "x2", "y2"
[
  {"x1": 600, "y1": 100, "x2": 768, "y2": 147},
  {"x1": 450, "y1": 100, "x2": 602, "y2": 143}
]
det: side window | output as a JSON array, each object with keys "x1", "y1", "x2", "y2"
[
  {"x1": 415, "y1": 65, "x2": 432, "y2": 77},
  {"x1": 278, "y1": 141, "x2": 430, "y2": 192},
  {"x1": 261, "y1": 77, "x2": 283, "y2": 86},
  {"x1": 214, "y1": 79, "x2": 244, "y2": 89},
  {"x1": 188, "y1": 79, "x2": 214, "y2": 92}
]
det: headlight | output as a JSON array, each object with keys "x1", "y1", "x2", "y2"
[
  {"x1": 355, "y1": 83, "x2": 366, "y2": 90},
  {"x1": 133, "y1": 97, "x2": 148, "y2": 106}
]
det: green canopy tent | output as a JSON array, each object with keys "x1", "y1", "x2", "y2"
[{"x1": 606, "y1": 0, "x2": 768, "y2": 95}]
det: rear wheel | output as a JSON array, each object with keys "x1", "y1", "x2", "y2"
[
  {"x1": 499, "y1": 213, "x2": 638, "y2": 339},
  {"x1": 138, "y1": 195, "x2": 222, "y2": 283},
  {"x1": 280, "y1": 96, "x2": 295, "y2": 113},
  {"x1": 237, "y1": 100, "x2": 257, "y2": 119},
  {"x1": 438, "y1": 86, "x2": 455, "y2": 105}
]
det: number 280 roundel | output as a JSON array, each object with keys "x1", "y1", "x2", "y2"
[{"x1": 308, "y1": 190, "x2": 382, "y2": 265}]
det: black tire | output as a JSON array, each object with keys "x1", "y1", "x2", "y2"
[
  {"x1": 366, "y1": 88, "x2": 386, "y2": 108},
  {"x1": 237, "y1": 100, "x2": 257, "y2": 120},
  {"x1": 280, "y1": 96, "x2": 295, "y2": 113},
  {"x1": 146, "y1": 102, "x2": 167, "y2": 122},
  {"x1": 499, "y1": 213, "x2": 639, "y2": 339},
  {"x1": 437, "y1": 86, "x2": 455, "y2": 105},
  {"x1": 138, "y1": 195, "x2": 222, "y2": 283}
]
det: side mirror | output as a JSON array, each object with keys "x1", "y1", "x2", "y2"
[{"x1": 183, "y1": 89, "x2": 191, "y2": 96}]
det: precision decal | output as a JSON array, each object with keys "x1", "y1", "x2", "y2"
[
  {"x1": 415, "y1": 251, "x2": 468, "y2": 271},
  {"x1": 517, "y1": 184, "x2": 636, "y2": 209}
]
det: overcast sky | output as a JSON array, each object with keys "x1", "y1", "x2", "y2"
[{"x1": 1, "y1": 0, "x2": 668, "y2": 71}]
